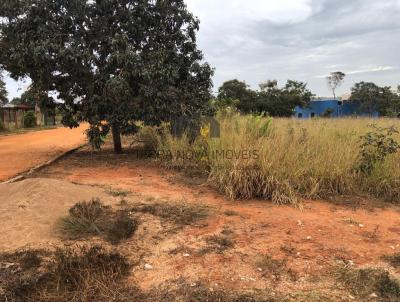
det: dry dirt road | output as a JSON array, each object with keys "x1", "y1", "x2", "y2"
[{"x1": 0, "y1": 126, "x2": 87, "y2": 181}]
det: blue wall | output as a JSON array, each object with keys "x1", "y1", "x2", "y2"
[{"x1": 294, "y1": 99, "x2": 379, "y2": 118}]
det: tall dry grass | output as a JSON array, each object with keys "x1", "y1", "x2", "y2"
[{"x1": 152, "y1": 114, "x2": 400, "y2": 205}]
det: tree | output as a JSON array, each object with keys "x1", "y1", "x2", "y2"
[
  {"x1": 0, "y1": 0, "x2": 213, "y2": 153},
  {"x1": 217, "y1": 79, "x2": 256, "y2": 113},
  {"x1": 217, "y1": 79, "x2": 313, "y2": 116},
  {"x1": 0, "y1": 74, "x2": 7, "y2": 105},
  {"x1": 256, "y1": 80, "x2": 313, "y2": 117},
  {"x1": 326, "y1": 71, "x2": 345, "y2": 99},
  {"x1": 350, "y1": 82, "x2": 399, "y2": 116}
]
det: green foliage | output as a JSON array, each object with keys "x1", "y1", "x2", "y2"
[
  {"x1": 326, "y1": 71, "x2": 345, "y2": 99},
  {"x1": 217, "y1": 79, "x2": 313, "y2": 116},
  {"x1": 217, "y1": 79, "x2": 256, "y2": 112},
  {"x1": 0, "y1": 73, "x2": 7, "y2": 105},
  {"x1": 85, "y1": 124, "x2": 109, "y2": 150},
  {"x1": 350, "y1": 82, "x2": 400, "y2": 116},
  {"x1": 0, "y1": 0, "x2": 213, "y2": 153},
  {"x1": 322, "y1": 108, "x2": 334, "y2": 118},
  {"x1": 357, "y1": 125, "x2": 400, "y2": 175},
  {"x1": 23, "y1": 111, "x2": 36, "y2": 128}
]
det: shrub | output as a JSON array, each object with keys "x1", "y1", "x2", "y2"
[
  {"x1": 357, "y1": 125, "x2": 400, "y2": 175},
  {"x1": 23, "y1": 111, "x2": 36, "y2": 128}
]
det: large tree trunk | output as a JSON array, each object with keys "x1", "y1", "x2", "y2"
[{"x1": 111, "y1": 124, "x2": 123, "y2": 154}]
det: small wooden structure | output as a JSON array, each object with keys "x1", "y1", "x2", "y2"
[{"x1": 0, "y1": 103, "x2": 56, "y2": 129}]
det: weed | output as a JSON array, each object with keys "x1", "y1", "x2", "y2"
[
  {"x1": 256, "y1": 255, "x2": 289, "y2": 281},
  {"x1": 224, "y1": 210, "x2": 239, "y2": 216},
  {"x1": 200, "y1": 234, "x2": 235, "y2": 254},
  {"x1": 362, "y1": 225, "x2": 380, "y2": 242},
  {"x1": 343, "y1": 217, "x2": 361, "y2": 226},
  {"x1": 357, "y1": 125, "x2": 400, "y2": 176},
  {"x1": 336, "y1": 266, "x2": 400, "y2": 300},
  {"x1": 132, "y1": 201, "x2": 209, "y2": 226},
  {"x1": 106, "y1": 187, "x2": 131, "y2": 197},
  {"x1": 382, "y1": 253, "x2": 400, "y2": 268},
  {"x1": 280, "y1": 244, "x2": 296, "y2": 255}
]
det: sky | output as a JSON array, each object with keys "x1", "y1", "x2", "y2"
[
  {"x1": 185, "y1": 0, "x2": 400, "y2": 97},
  {"x1": 3, "y1": 0, "x2": 400, "y2": 100}
]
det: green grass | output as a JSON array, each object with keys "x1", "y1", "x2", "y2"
[{"x1": 153, "y1": 115, "x2": 400, "y2": 205}]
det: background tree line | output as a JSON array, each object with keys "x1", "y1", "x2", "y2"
[
  {"x1": 214, "y1": 77, "x2": 400, "y2": 117},
  {"x1": 213, "y1": 79, "x2": 314, "y2": 117}
]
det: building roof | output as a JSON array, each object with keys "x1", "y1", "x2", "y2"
[{"x1": 1, "y1": 103, "x2": 35, "y2": 110}]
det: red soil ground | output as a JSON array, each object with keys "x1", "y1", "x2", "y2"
[
  {"x1": 0, "y1": 126, "x2": 87, "y2": 181},
  {"x1": 31, "y1": 145, "x2": 400, "y2": 293}
]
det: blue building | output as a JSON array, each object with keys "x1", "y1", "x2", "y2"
[{"x1": 294, "y1": 99, "x2": 379, "y2": 118}]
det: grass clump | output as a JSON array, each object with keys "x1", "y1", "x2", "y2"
[
  {"x1": 256, "y1": 255, "x2": 297, "y2": 282},
  {"x1": 57, "y1": 199, "x2": 137, "y2": 244},
  {"x1": 106, "y1": 187, "x2": 131, "y2": 197},
  {"x1": 0, "y1": 245, "x2": 142, "y2": 302},
  {"x1": 382, "y1": 253, "x2": 400, "y2": 268},
  {"x1": 131, "y1": 201, "x2": 209, "y2": 226},
  {"x1": 57, "y1": 198, "x2": 110, "y2": 238},
  {"x1": 151, "y1": 282, "x2": 283, "y2": 302},
  {"x1": 336, "y1": 266, "x2": 400, "y2": 301},
  {"x1": 203, "y1": 234, "x2": 235, "y2": 253}
]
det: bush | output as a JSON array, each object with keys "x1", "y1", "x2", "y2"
[
  {"x1": 23, "y1": 111, "x2": 36, "y2": 128},
  {"x1": 357, "y1": 125, "x2": 400, "y2": 175}
]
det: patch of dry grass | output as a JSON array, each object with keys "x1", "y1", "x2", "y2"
[
  {"x1": 335, "y1": 265, "x2": 400, "y2": 301},
  {"x1": 0, "y1": 245, "x2": 143, "y2": 302},
  {"x1": 131, "y1": 200, "x2": 209, "y2": 226},
  {"x1": 57, "y1": 199, "x2": 137, "y2": 244},
  {"x1": 155, "y1": 115, "x2": 400, "y2": 205}
]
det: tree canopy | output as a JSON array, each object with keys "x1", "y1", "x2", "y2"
[
  {"x1": 0, "y1": 0, "x2": 213, "y2": 153},
  {"x1": 350, "y1": 82, "x2": 400, "y2": 117},
  {"x1": 326, "y1": 71, "x2": 345, "y2": 99},
  {"x1": 0, "y1": 74, "x2": 7, "y2": 105},
  {"x1": 217, "y1": 79, "x2": 313, "y2": 117}
]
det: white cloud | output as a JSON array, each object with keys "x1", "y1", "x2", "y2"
[{"x1": 346, "y1": 66, "x2": 394, "y2": 75}]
